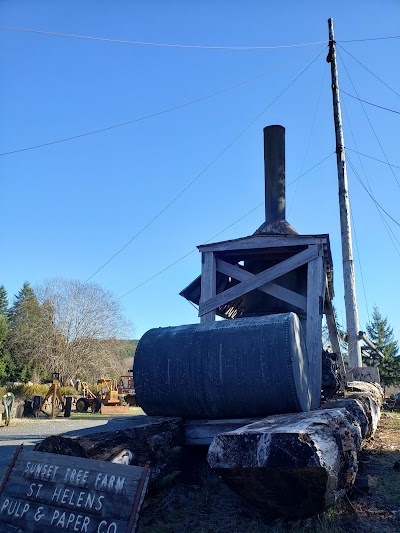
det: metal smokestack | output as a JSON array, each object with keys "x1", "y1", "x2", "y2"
[
  {"x1": 255, "y1": 124, "x2": 297, "y2": 235},
  {"x1": 264, "y1": 125, "x2": 285, "y2": 223}
]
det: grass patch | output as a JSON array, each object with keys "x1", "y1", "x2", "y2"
[
  {"x1": 5, "y1": 384, "x2": 77, "y2": 399},
  {"x1": 137, "y1": 466, "x2": 364, "y2": 533}
]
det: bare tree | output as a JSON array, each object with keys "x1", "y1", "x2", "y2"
[{"x1": 36, "y1": 278, "x2": 133, "y2": 382}]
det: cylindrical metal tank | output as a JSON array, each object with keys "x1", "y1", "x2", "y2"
[{"x1": 134, "y1": 313, "x2": 311, "y2": 419}]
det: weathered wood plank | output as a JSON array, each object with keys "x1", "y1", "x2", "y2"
[
  {"x1": 200, "y1": 246, "x2": 318, "y2": 317},
  {"x1": 215, "y1": 259, "x2": 307, "y2": 311},
  {"x1": 200, "y1": 252, "x2": 216, "y2": 322},
  {"x1": 0, "y1": 497, "x2": 128, "y2": 533},
  {"x1": 306, "y1": 246, "x2": 326, "y2": 409},
  {"x1": 184, "y1": 419, "x2": 260, "y2": 446},
  {"x1": 0, "y1": 449, "x2": 149, "y2": 533},
  {"x1": 325, "y1": 300, "x2": 347, "y2": 389},
  {"x1": 198, "y1": 235, "x2": 328, "y2": 253}
]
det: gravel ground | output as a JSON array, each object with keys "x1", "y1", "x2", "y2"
[{"x1": 0, "y1": 413, "x2": 141, "y2": 480}]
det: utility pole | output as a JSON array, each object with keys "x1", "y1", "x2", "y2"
[{"x1": 327, "y1": 18, "x2": 362, "y2": 368}]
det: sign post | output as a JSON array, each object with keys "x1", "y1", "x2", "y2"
[{"x1": 0, "y1": 448, "x2": 150, "y2": 533}]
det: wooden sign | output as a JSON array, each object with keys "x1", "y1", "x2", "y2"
[{"x1": 0, "y1": 447, "x2": 150, "y2": 533}]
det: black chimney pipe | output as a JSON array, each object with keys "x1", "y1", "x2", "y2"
[
  {"x1": 254, "y1": 124, "x2": 297, "y2": 235},
  {"x1": 264, "y1": 125, "x2": 285, "y2": 224}
]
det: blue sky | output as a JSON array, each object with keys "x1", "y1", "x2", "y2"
[{"x1": 1, "y1": 0, "x2": 400, "y2": 342}]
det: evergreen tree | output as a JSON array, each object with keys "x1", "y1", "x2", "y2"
[
  {"x1": 0, "y1": 285, "x2": 8, "y2": 315},
  {"x1": 0, "y1": 285, "x2": 14, "y2": 384},
  {"x1": 365, "y1": 306, "x2": 400, "y2": 386},
  {"x1": 7, "y1": 282, "x2": 54, "y2": 382}
]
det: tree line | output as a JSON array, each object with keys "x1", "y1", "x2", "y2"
[{"x1": 0, "y1": 278, "x2": 135, "y2": 385}]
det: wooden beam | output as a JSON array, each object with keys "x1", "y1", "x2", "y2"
[
  {"x1": 358, "y1": 331, "x2": 385, "y2": 360},
  {"x1": 199, "y1": 235, "x2": 328, "y2": 253},
  {"x1": 199, "y1": 246, "x2": 318, "y2": 317},
  {"x1": 199, "y1": 252, "x2": 216, "y2": 322},
  {"x1": 216, "y1": 258, "x2": 307, "y2": 312},
  {"x1": 184, "y1": 419, "x2": 260, "y2": 445},
  {"x1": 306, "y1": 246, "x2": 326, "y2": 409},
  {"x1": 325, "y1": 300, "x2": 347, "y2": 389}
]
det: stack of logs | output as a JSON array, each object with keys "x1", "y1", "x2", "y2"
[{"x1": 36, "y1": 381, "x2": 383, "y2": 518}]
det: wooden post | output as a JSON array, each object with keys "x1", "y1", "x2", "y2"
[
  {"x1": 306, "y1": 245, "x2": 326, "y2": 409},
  {"x1": 327, "y1": 18, "x2": 362, "y2": 368},
  {"x1": 325, "y1": 300, "x2": 347, "y2": 389},
  {"x1": 199, "y1": 251, "x2": 216, "y2": 322}
]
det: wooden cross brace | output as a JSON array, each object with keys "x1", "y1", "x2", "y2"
[{"x1": 199, "y1": 245, "x2": 319, "y2": 320}]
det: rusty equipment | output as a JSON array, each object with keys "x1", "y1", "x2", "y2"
[
  {"x1": 76, "y1": 378, "x2": 129, "y2": 414},
  {"x1": 40, "y1": 373, "x2": 65, "y2": 418},
  {"x1": 118, "y1": 375, "x2": 137, "y2": 406},
  {"x1": 75, "y1": 382, "x2": 101, "y2": 413}
]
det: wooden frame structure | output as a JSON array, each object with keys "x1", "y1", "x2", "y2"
[{"x1": 181, "y1": 233, "x2": 338, "y2": 409}]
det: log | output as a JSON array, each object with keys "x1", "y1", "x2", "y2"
[
  {"x1": 321, "y1": 397, "x2": 370, "y2": 438},
  {"x1": 346, "y1": 380, "x2": 384, "y2": 407},
  {"x1": 207, "y1": 396, "x2": 378, "y2": 518},
  {"x1": 35, "y1": 415, "x2": 184, "y2": 483}
]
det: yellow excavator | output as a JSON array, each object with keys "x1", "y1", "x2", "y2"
[{"x1": 76, "y1": 379, "x2": 123, "y2": 413}]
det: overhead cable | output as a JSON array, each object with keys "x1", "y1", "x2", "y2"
[
  {"x1": 117, "y1": 203, "x2": 263, "y2": 300},
  {"x1": 0, "y1": 69, "x2": 274, "y2": 157},
  {"x1": 288, "y1": 64, "x2": 326, "y2": 214},
  {"x1": 342, "y1": 96, "x2": 400, "y2": 259},
  {"x1": 118, "y1": 151, "x2": 334, "y2": 299},
  {"x1": 3, "y1": 25, "x2": 400, "y2": 49},
  {"x1": 347, "y1": 155, "x2": 400, "y2": 229},
  {"x1": 341, "y1": 89, "x2": 400, "y2": 115},
  {"x1": 0, "y1": 25, "x2": 327, "y2": 49},
  {"x1": 340, "y1": 35, "x2": 400, "y2": 44},
  {"x1": 338, "y1": 51, "x2": 400, "y2": 190},
  {"x1": 345, "y1": 148, "x2": 400, "y2": 170},
  {"x1": 347, "y1": 155, "x2": 400, "y2": 257},
  {"x1": 86, "y1": 47, "x2": 326, "y2": 283},
  {"x1": 338, "y1": 44, "x2": 400, "y2": 98}
]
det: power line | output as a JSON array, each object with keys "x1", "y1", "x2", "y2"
[
  {"x1": 117, "y1": 152, "x2": 334, "y2": 299},
  {"x1": 338, "y1": 51, "x2": 400, "y2": 190},
  {"x1": 347, "y1": 155, "x2": 400, "y2": 258},
  {"x1": 347, "y1": 155, "x2": 400, "y2": 230},
  {"x1": 341, "y1": 89, "x2": 400, "y2": 116},
  {"x1": 86, "y1": 48, "x2": 326, "y2": 282},
  {"x1": 341, "y1": 94, "x2": 400, "y2": 260},
  {"x1": 345, "y1": 148, "x2": 400, "y2": 170},
  {"x1": 0, "y1": 25, "x2": 327, "y2": 50},
  {"x1": 288, "y1": 63, "x2": 326, "y2": 214},
  {"x1": 286, "y1": 152, "x2": 335, "y2": 186},
  {"x1": 3, "y1": 25, "x2": 400, "y2": 49},
  {"x1": 117, "y1": 203, "x2": 264, "y2": 300},
  {"x1": 338, "y1": 44, "x2": 400, "y2": 98},
  {"x1": 0, "y1": 69, "x2": 274, "y2": 157},
  {"x1": 340, "y1": 35, "x2": 400, "y2": 44}
]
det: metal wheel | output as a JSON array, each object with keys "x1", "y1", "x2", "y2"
[
  {"x1": 76, "y1": 397, "x2": 89, "y2": 413},
  {"x1": 92, "y1": 398, "x2": 101, "y2": 413}
]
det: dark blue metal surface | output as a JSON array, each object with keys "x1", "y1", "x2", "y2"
[{"x1": 134, "y1": 313, "x2": 311, "y2": 419}]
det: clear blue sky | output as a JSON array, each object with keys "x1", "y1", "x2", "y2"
[{"x1": 1, "y1": 0, "x2": 399, "y2": 342}]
